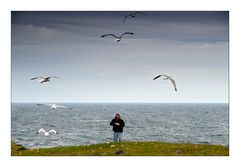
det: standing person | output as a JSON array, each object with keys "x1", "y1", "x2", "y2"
[{"x1": 110, "y1": 113, "x2": 125, "y2": 142}]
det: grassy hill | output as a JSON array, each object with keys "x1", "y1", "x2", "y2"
[{"x1": 11, "y1": 141, "x2": 228, "y2": 156}]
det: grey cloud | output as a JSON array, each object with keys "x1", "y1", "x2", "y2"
[{"x1": 12, "y1": 11, "x2": 228, "y2": 45}]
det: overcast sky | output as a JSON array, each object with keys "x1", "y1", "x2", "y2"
[{"x1": 11, "y1": 11, "x2": 229, "y2": 103}]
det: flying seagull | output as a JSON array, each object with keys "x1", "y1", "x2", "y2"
[
  {"x1": 153, "y1": 74, "x2": 177, "y2": 91},
  {"x1": 101, "y1": 32, "x2": 134, "y2": 42},
  {"x1": 123, "y1": 11, "x2": 146, "y2": 23},
  {"x1": 30, "y1": 76, "x2": 61, "y2": 84},
  {"x1": 37, "y1": 128, "x2": 58, "y2": 136},
  {"x1": 36, "y1": 103, "x2": 72, "y2": 110}
]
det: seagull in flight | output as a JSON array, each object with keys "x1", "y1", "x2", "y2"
[
  {"x1": 37, "y1": 128, "x2": 58, "y2": 136},
  {"x1": 30, "y1": 76, "x2": 61, "y2": 84},
  {"x1": 153, "y1": 74, "x2": 177, "y2": 92},
  {"x1": 36, "y1": 103, "x2": 72, "y2": 110},
  {"x1": 123, "y1": 11, "x2": 146, "y2": 23},
  {"x1": 101, "y1": 32, "x2": 134, "y2": 42}
]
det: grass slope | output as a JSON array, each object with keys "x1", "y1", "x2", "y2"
[{"x1": 11, "y1": 141, "x2": 229, "y2": 156}]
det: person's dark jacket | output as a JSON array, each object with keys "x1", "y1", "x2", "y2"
[{"x1": 110, "y1": 119, "x2": 125, "y2": 132}]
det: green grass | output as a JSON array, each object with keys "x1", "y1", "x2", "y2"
[{"x1": 11, "y1": 141, "x2": 229, "y2": 156}]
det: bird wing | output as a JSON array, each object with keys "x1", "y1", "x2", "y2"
[
  {"x1": 101, "y1": 34, "x2": 118, "y2": 39},
  {"x1": 133, "y1": 11, "x2": 147, "y2": 15},
  {"x1": 162, "y1": 74, "x2": 170, "y2": 78},
  {"x1": 37, "y1": 103, "x2": 53, "y2": 107},
  {"x1": 153, "y1": 75, "x2": 162, "y2": 80},
  {"x1": 38, "y1": 128, "x2": 45, "y2": 133},
  {"x1": 123, "y1": 14, "x2": 131, "y2": 23},
  {"x1": 52, "y1": 76, "x2": 61, "y2": 79},
  {"x1": 45, "y1": 104, "x2": 54, "y2": 107},
  {"x1": 169, "y1": 78, "x2": 177, "y2": 91},
  {"x1": 30, "y1": 77, "x2": 39, "y2": 80},
  {"x1": 37, "y1": 79, "x2": 45, "y2": 83},
  {"x1": 49, "y1": 129, "x2": 58, "y2": 134},
  {"x1": 120, "y1": 32, "x2": 134, "y2": 38},
  {"x1": 55, "y1": 105, "x2": 67, "y2": 108}
]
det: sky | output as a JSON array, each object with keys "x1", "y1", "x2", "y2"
[{"x1": 11, "y1": 11, "x2": 229, "y2": 103}]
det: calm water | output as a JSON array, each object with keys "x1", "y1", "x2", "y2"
[{"x1": 11, "y1": 103, "x2": 229, "y2": 148}]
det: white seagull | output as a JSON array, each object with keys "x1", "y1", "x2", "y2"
[
  {"x1": 36, "y1": 103, "x2": 72, "y2": 110},
  {"x1": 101, "y1": 32, "x2": 134, "y2": 42},
  {"x1": 123, "y1": 11, "x2": 146, "y2": 23},
  {"x1": 153, "y1": 74, "x2": 177, "y2": 92},
  {"x1": 30, "y1": 76, "x2": 61, "y2": 84},
  {"x1": 37, "y1": 128, "x2": 58, "y2": 136}
]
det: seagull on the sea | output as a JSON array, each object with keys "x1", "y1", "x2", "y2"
[
  {"x1": 36, "y1": 103, "x2": 72, "y2": 110},
  {"x1": 30, "y1": 76, "x2": 61, "y2": 84},
  {"x1": 37, "y1": 128, "x2": 58, "y2": 136},
  {"x1": 123, "y1": 11, "x2": 146, "y2": 23},
  {"x1": 153, "y1": 74, "x2": 177, "y2": 91},
  {"x1": 101, "y1": 32, "x2": 134, "y2": 42}
]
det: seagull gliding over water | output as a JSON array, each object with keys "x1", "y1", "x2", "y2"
[
  {"x1": 37, "y1": 128, "x2": 58, "y2": 136},
  {"x1": 153, "y1": 74, "x2": 177, "y2": 92},
  {"x1": 36, "y1": 103, "x2": 72, "y2": 110}
]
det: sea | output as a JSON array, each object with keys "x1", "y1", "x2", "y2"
[{"x1": 11, "y1": 103, "x2": 229, "y2": 148}]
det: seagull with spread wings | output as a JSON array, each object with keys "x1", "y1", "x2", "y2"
[
  {"x1": 30, "y1": 76, "x2": 61, "y2": 84},
  {"x1": 123, "y1": 11, "x2": 146, "y2": 23},
  {"x1": 101, "y1": 32, "x2": 134, "y2": 42},
  {"x1": 37, "y1": 128, "x2": 58, "y2": 136},
  {"x1": 36, "y1": 103, "x2": 72, "y2": 110},
  {"x1": 153, "y1": 74, "x2": 177, "y2": 92}
]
